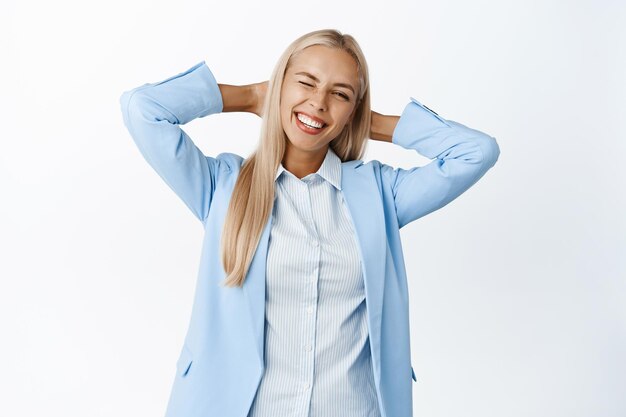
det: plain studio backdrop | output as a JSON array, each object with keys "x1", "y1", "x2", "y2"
[{"x1": 1, "y1": 0, "x2": 624, "y2": 416}]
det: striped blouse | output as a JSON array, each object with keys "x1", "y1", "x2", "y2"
[{"x1": 246, "y1": 146, "x2": 382, "y2": 417}]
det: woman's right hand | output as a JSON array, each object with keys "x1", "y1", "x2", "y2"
[{"x1": 249, "y1": 81, "x2": 268, "y2": 118}]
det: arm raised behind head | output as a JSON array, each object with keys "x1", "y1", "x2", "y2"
[{"x1": 119, "y1": 60, "x2": 260, "y2": 224}]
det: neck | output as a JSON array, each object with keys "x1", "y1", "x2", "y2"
[{"x1": 282, "y1": 144, "x2": 328, "y2": 179}]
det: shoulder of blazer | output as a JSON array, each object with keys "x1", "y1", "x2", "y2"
[
  {"x1": 215, "y1": 152, "x2": 245, "y2": 173},
  {"x1": 341, "y1": 159, "x2": 365, "y2": 170},
  {"x1": 352, "y1": 159, "x2": 386, "y2": 177},
  {"x1": 355, "y1": 159, "x2": 398, "y2": 193}
]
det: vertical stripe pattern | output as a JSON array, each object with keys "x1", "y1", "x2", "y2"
[{"x1": 247, "y1": 147, "x2": 381, "y2": 417}]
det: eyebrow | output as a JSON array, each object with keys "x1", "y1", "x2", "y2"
[{"x1": 294, "y1": 71, "x2": 356, "y2": 95}]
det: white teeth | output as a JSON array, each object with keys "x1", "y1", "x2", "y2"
[{"x1": 297, "y1": 113, "x2": 324, "y2": 128}]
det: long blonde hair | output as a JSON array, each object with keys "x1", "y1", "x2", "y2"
[{"x1": 220, "y1": 28, "x2": 372, "y2": 288}]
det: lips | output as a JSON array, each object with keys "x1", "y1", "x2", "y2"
[
  {"x1": 294, "y1": 111, "x2": 327, "y2": 127},
  {"x1": 294, "y1": 112, "x2": 328, "y2": 135}
]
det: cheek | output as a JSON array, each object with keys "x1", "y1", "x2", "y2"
[
  {"x1": 336, "y1": 108, "x2": 354, "y2": 126},
  {"x1": 280, "y1": 109, "x2": 290, "y2": 130},
  {"x1": 279, "y1": 92, "x2": 296, "y2": 116},
  {"x1": 341, "y1": 110, "x2": 351, "y2": 124},
  {"x1": 279, "y1": 96, "x2": 290, "y2": 116}
]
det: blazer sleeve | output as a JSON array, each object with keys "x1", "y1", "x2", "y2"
[
  {"x1": 119, "y1": 60, "x2": 224, "y2": 225},
  {"x1": 381, "y1": 97, "x2": 500, "y2": 229}
]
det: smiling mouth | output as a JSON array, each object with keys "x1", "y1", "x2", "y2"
[{"x1": 294, "y1": 112, "x2": 328, "y2": 135}]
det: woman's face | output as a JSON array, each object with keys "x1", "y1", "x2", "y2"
[{"x1": 280, "y1": 45, "x2": 360, "y2": 155}]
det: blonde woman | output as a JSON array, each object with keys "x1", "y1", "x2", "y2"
[{"x1": 119, "y1": 28, "x2": 500, "y2": 417}]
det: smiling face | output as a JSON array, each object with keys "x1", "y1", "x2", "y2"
[{"x1": 280, "y1": 44, "x2": 360, "y2": 159}]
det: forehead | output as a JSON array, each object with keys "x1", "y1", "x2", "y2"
[{"x1": 288, "y1": 45, "x2": 358, "y2": 83}]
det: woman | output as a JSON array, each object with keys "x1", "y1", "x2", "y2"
[{"x1": 119, "y1": 28, "x2": 500, "y2": 417}]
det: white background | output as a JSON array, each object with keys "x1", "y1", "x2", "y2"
[{"x1": 1, "y1": 0, "x2": 624, "y2": 416}]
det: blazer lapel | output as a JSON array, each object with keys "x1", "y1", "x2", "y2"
[
  {"x1": 242, "y1": 212, "x2": 273, "y2": 367},
  {"x1": 242, "y1": 160, "x2": 386, "y2": 384},
  {"x1": 339, "y1": 161, "x2": 386, "y2": 383}
]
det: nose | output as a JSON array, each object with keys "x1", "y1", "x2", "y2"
[{"x1": 308, "y1": 89, "x2": 328, "y2": 112}]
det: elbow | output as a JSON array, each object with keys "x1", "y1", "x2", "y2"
[
  {"x1": 119, "y1": 91, "x2": 128, "y2": 110},
  {"x1": 476, "y1": 134, "x2": 500, "y2": 168},
  {"x1": 119, "y1": 89, "x2": 149, "y2": 128},
  {"x1": 119, "y1": 89, "x2": 138, "y2": 117},
  {"x1": 119, "y1": 90, "x2": 134, "y2": 125}
]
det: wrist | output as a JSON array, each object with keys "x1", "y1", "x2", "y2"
[{"x1": 370, "y1": 111, "x2": 399, "y2": 143}]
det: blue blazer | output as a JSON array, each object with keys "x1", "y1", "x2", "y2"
[{"x1": 119, "y1": 60, "x2": 500, "y2": 417}]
